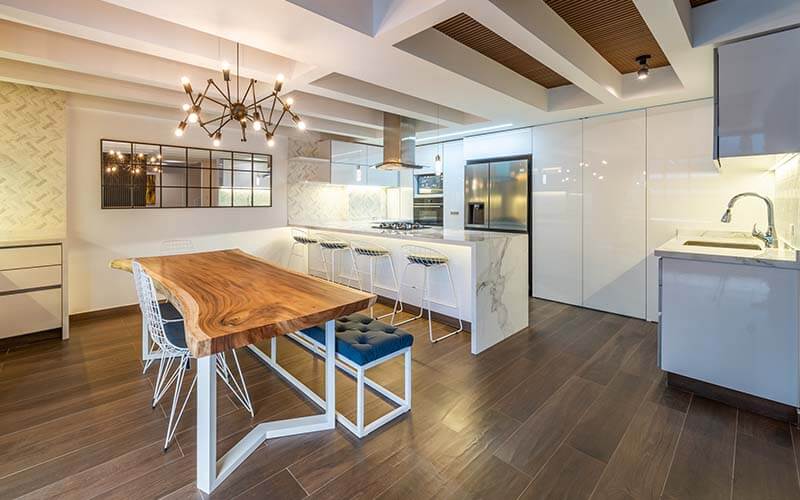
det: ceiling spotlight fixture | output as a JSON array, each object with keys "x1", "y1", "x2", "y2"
[
  {"x1": 175, "y1": 42, "x2": 305, "y2": 146},
  {"x1": 636, "y1": 54, "x2": 651, "y2": 80}
]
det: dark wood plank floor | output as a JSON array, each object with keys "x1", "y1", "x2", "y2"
[{"x1": 1, "y1": 298, "x2": 799, "y2": 499}]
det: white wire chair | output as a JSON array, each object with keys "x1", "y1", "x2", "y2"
[
  {"x1": 132, "y1": 261, "x2": 254, "y2": 450},
  {"x1": 349, "y1": 239, "x2": 403, "y2": 321},
  {"x1": 394, "y1": 244, "x2": 463, "y2": 343}
]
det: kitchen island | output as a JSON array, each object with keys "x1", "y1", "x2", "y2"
[{"x1": 291, "y1": 223, "x2": 529, "y2": 354}]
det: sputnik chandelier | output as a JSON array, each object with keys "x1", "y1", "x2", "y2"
[{"x1": 174, "y1": 42, "x2": 305, "y2": 147}]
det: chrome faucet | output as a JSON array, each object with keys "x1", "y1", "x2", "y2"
[{"x1": 721, "y1": 192, "x2": 777, "y2": 248}]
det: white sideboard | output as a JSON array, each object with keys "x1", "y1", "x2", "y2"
[{"x1": 0, "y1": 241, "x2": 68, "y2": 340}]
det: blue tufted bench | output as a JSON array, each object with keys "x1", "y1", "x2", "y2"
[{"x1": 273, "y1": 313, "x2": 413, "y2": 438}]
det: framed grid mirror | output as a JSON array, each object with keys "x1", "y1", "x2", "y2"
[{"x1": 100, "y1": 139, "x2": 272, "y2": 209}]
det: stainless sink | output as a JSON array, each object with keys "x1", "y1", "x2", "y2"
[{"x1": 683, "y1": 240, "x2": 762, "y2": 251}]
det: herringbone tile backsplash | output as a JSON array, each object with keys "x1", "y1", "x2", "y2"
[{"x1": 0, "y1": 81, "x2": 66, "y2": 239}]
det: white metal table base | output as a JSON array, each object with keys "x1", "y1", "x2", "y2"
[{"x1": 195, "y1": 320, "x2": 337, "y2": 494}]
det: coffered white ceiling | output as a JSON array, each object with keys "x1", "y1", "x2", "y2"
[{"x1": 0, "y1": 0, "x2": 795, "y2": 143}]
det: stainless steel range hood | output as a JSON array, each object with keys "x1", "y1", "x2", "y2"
[{"x1": 373, "y1": 113, "x2": 423, "y2": 170}]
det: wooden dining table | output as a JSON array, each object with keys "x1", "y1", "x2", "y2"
[{"x1": 110, "y1": 249, "x2": 375, "y2": 494}]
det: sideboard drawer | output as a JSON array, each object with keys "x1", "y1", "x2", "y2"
[
  {"x1": 0, "y1": 288, "x2": 62, "y2": 338},
  {"x1": 0, "y1": 265, "x2": 62, "y2": 293},
  {"x1": 0, "y1": 245, "x2": 61, "y2": 271}
]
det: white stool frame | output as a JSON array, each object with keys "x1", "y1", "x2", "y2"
[
  {"x1": 393, "y1": 244, "x2": 464, "y2": 343},
  {"x1": 287, "y1": 228, "x2": 327, "y2": 279},
  {"x1": 248, "y1": 331, "x2": 411, "y2": 439},
  {"x1": 349, "y1": 239, "x2": 403, "y2": 322},
  {"x1": 317, "y1": 233, "x2": 359, "y2": 287}
]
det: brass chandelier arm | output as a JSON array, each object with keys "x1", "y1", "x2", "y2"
[
  {"x1": 202, "y1": 95, "x2": 230, "y2": 108},
  {"x1": 241, "y1": 79, "x2": 255, "y2": 105},
  {"x1": 254, "y1": 91, "x2": 278, "y2": 107}
]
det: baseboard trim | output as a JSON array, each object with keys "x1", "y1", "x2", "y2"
[
  {"x1": 70, "y1": 303, "x2": 139, "y2": 322},
  {"x1": 667, "y1": 372, "x2": 797, "y2": 424}
]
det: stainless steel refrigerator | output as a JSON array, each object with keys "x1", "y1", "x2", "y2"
[{"x1": 464, "y1": 157, "x2": 530, "y2": 232}]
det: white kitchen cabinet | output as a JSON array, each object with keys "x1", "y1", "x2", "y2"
[
  {"x1": 0, "y1": 242, "x2": 66, "y2": 339},
  {"x1": 463, "y1": 128, "x2": 532, "y2": 161},
  {"x1": 717, "y1": 27, "x2": 800, "y2": 158},
  {"x1": 331, "y1": 140, "x2": 366, "y2": 165},
  {"x1": 532, "y1": 120, "x2": 583, "y2": 306},
  {"x1": 582, "y1": 110, "x2": 647, "y2": 318},
  {"x1": 660, "y1": 257, "x2": 800, "y2": 406},
  {"x1": 442, "y1": 140, "x2": 464, "y2": 229}
]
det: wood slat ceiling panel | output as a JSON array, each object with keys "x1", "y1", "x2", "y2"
[
  {"x1": 690, "y1": 0, "x2": 717, "y2": 7},
  {"x1": 543, "y1": 0, "x2": 669, "y2": 74},
  {"x1": 434, "y1": 13, "x2": 571, "y2": 89}
]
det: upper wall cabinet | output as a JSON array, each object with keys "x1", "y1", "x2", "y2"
[
  {"x1": 582, "y1": 110, "x2": 646, "y2": 319},
  {"x1": 330, "y1": 141, "x2": 397, "y2": 187},
  {"x1": 532, "y1": 120, "x2": 582, "y2": 306},
  {"x1": 463, "y1": 128, "x2": 532, "y2": 161},
  {"x1": 331, "y1": 141, "x2": 366, "y2": 165},
  {"x1": 717, "y1": 27, "x2": 800, "y2": 159}
]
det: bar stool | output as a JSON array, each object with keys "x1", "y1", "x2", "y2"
[
  {"x1": 349, "y1": 239, "x2": 403, "y2": 321},
  {"x1": 287, "y1": 228, "x2": 327, "y2": 278},
  {"x1": 394, "y1": 244, "x2": 463, "y2": 343},
  {"x1": 317, "y1": 233, "x2": 358, "y2": 286},
  {"x1": 132, "y1": 261, "x2": 254, "y2": 450}
]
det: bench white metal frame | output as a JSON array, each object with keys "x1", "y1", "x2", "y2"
[{"x1": 247, "y1": 329, "x2": 411, "y2": 439}]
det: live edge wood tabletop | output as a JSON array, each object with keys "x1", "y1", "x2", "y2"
[{"x1": 109, "y1": 249, "x2": 376, "y2": 358}]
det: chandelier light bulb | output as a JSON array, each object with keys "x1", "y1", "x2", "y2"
[
  {"x1": 188, "y1": 112, "x2": 199, "y2": 123},
  {"x1": 297, "y1": 120, "x2": 306, "y2": 130},
  {"x1": 266, "y1": 133, "x2": 275, "y2": 148},
  {"x1": 212, "y1": 131, "x2": 222, "y2": 147},
  {"x1": 221, "y1": 61, "x2": 230, "y2": 71},
  {"x1": 182, "y1": 103, "x2": 191, "y2": 112},
  {"x1": 253, "y1": 120, "x2": 262, "y2": 131},
  {"x1": 111, "y1": 165, "x2": 117, "y2": 172},
  {"x1": 180, "y1": 76, "x2": 192, "y2": 94},
  {"x1": 175, "y1": 120, "x2": 187, "y2": 137},
  {"x1": 274, "y1": 73, "x2": 285, "y2": 92},
  {"x1": 286, "y1": 97, "x2": 294, "y2": 106}
]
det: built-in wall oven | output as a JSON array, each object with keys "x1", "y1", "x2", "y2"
[{"x1": 413, "y1": 197, "x2": 443, "y2": 226}]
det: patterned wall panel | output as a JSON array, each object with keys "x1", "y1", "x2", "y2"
[
  {"x1": 0, "y1": 82, "x2": 66, "y2": 239},
  {"x1": 775, "y1": 157, "x2": 800, "y2": 249}
]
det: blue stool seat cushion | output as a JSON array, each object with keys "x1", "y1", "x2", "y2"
[
  {"x1": 159, "y1": 302, "x2": 183, "y2": 321},
  {"x1": 163, "y1": 320, "x2": 188, "y2": 349},
  {"x1": 301, "y1": 314, "x2": 413, "y2": 365}
]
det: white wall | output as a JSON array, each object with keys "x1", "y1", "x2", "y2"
[{"x1": 67, "y1": 97, "x2": 292, "y2": 314}]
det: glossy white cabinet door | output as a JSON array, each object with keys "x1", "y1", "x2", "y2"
[
  {"x1": 443, "y1": 140, "x2": 464, "y2": 229},
  {"x1": 331, "y1": 141, "x2": 366, "y2": 165},
  {"x1": 717, "y1": 27, "x2": 800, "y2": 157},
  {"x1": 582, "y1": 110, "x2": 646, "y2": 318},
  {"x1": 660, "y1": 257, "x2": 800, "y2": 406},
  {"x1": 532, "y1": 120, "x2": 582, "y2": 305},
  {"x1": 463, "y1": 128, "x2": 532, "y2": 161}
]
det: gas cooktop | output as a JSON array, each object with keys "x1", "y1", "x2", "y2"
[{"x1": 372, "y1": 221, "x2": 430, "y2": 231}]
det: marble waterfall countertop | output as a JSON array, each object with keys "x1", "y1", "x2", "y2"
[
  {"x1": 655, "y1": 230, "x2": 800, "y2": 270},
  {"x1": 291, "y1": 222, "x2": 526, "y2": 246}
]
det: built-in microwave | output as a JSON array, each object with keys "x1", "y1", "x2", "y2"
[{"x1": 414, "y1": 173, "x2": 443, "y2": 198}]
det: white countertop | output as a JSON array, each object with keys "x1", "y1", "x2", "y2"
[
  {"x1": 0, "y1": 236, "x2": 65, "y2": 247},
  {"x1": 655, "y1": 230, "x2": 800, "y2": 270},
  {"x1": 291, "y1": 222, "x2": 527, "y2": 246}
]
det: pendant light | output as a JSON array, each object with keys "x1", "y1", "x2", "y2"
[{"x1": 433, "y1": 104, "x2": 443, "y2": 176}]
